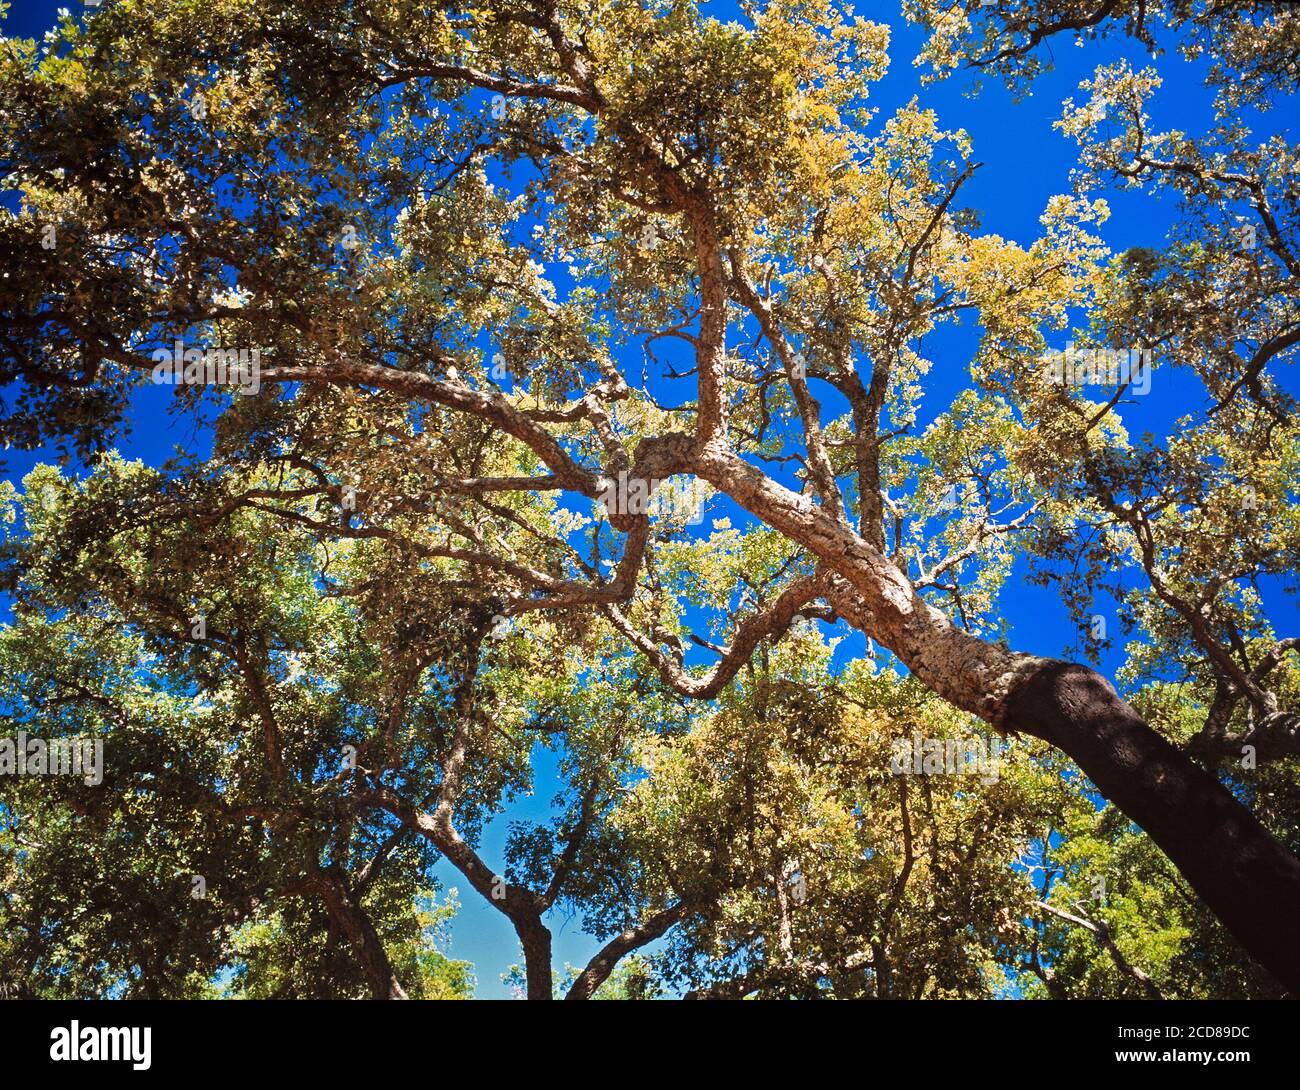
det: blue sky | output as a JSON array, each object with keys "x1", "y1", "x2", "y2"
[{"x1": 3, "y1": 0, "x2": 1296, "y2": 997}]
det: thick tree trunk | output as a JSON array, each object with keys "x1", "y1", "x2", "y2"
[
  {"x1": 695, "y1": 444, "x2": 1300, "y2": 993},
  {"x1": 316, "y1": 866, "x2": 409, "y2": 1000},
  {"x1": 518, "y1": 919, "x2": 554, "y2": 1000},
  {"x1": 1005, "y1": 663, "x2": 1300, "y2": 993}
]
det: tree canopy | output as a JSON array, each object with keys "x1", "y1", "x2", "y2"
[{"x1": 0, "y1": 0, "x2": 1296, "y2": 998}]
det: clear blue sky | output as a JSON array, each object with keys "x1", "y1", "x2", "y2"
[{"x1": 3, "y1": 0, "x2": 1295, "y2": 997}]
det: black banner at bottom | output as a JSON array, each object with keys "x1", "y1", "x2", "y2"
[{"x1": 0, "y1": 998, "x2": 1288, "y2": 1076}]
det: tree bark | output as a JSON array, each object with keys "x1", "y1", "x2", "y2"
[
  {"x1": 518, "y1": 918, "x2": 554, "y2": 1001},
  {"x1": 565, "y1": 902, "x2": 690, "y2": 1000},
  {"x1": 364, "y1": 785, "x2": 556, "y2": 999},
  {"x1": 1005, "y1": 664, "x2": 1300, "y2": 993},
  {"x1": 315, "y1": 866, "x2": 408, "y2": 1000}
]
